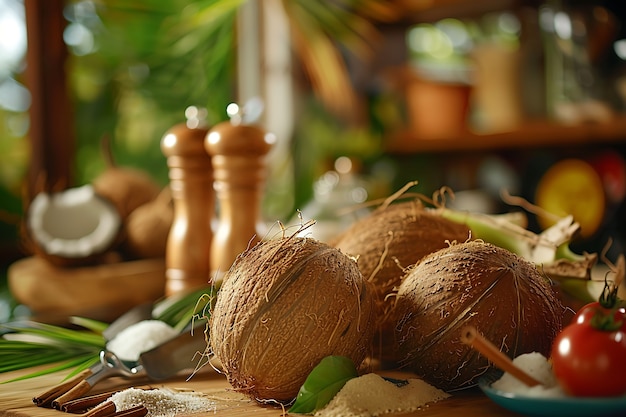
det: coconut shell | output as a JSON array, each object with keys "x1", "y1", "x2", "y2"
[
  {"x1": 210, "y1": 236, "x2": 377, "y2": 403},
  {"x1": 92, "y1": 167, "x2": 161, "y2": 219},
  {"x1": 332, "y1": 200, "x2": 471, "y2": 300},
  {"x1": 124, "y1": 187, "x2": 173, "y2": 259},
  {"x1": 392, "y1": 241, "x2": 564, "y2": 391},
  {"x1": 23, "y1": 186, "x2": 125, "y2": 267}
]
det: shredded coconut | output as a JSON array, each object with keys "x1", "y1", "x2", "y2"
[
  {"x1": 108, "y1": 387, "x2": 215, "y2": 417},
  {"x1": 315, "y1": 373, "x2": 450, "y2": 417},
  {"x1": 106, "y1": 320, "x2": 179, "y2": 362},
  {"x1": 491, "y1": 352, "x2": 566, "y2": 398}
]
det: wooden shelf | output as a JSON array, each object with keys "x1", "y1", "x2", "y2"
[
  {"x1": 386, "y1": 117, "x2": 626, "y2": 154},
  {"x1": 389, "y1": 0, "x2": 531, "y2": 24}
]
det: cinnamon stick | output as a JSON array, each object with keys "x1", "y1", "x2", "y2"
[
  {"x1": 33, "y1": 369, "x2": 92, "y2": 407},
  {"x1": 52, "y1": 380, "x2": 93, "y2": 409},
  {"x1": 460, "y1": 326, "x2": 542, "y2": 387},
  {"x1": 61, "y1": 391, "x2": 117, "y2": 413},
  {"x1": 82, "y1": 400, "x2": 115, "y2": 417},
  {"x1": 113, "y1": 405, "x2": 148, "y2": 417},
  {"x1": 79, "y1": 400, "x2": 147, "y2": 417}
]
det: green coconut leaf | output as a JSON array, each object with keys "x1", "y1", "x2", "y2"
[
  {"x1": 1, "y1": 355, "x2": 99, "y2": 384},
  {"x1": 0, "y1": 322, "x2": 105, "y2": 377},
  {"x1": 68, "y1": 316, "x2": 109, "y2": 334},
  {"x1": 289, "y1": 355, "x2": 358, "y2": 414},
  {"x1": 153, "y1": 285, "x2": 215, "y2": 332},
  {"x1": 1, "y1": 321, "x2": 106, "y2": 347},
  {"x1": 0, "y1": 285, "x2": 215, "y2": 380}
]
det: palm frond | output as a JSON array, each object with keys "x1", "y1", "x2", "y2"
[
  {"x1": 153, "y1": 285, "x2": 215, "y2": 332},
  {"x1": 1, "y1": 355, "x2": 99, "y2": 383},
  {"x1": 280, "y1": 0, "x2": 400, "y2": 119},
  {"x1": 282, "y1": 1, "x2": 357, "y2": 118},
  {"x1": 1, "y1": 321, "x2": 106, "y2": 347},
  {"x1": 0, "y1": 320, "x2": 105, "y2": 378},
  {"x1": 69, "y1": 316, "x2": 109, "y2": 335},
  {"x1": 0, "y1": 284, "x2": 213, "y2": 381}
]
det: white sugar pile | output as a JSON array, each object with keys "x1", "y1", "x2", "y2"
[
  {"x1": 109, "y1": 387, "x2": 215, "y2": 417},
  {"x1": 315, "y1": 373, "x2": 450, "y2": 417},
  {"x1": 491, "y1": 352, "x2": 566, "y2": 398},
  {"x1": 106, "y1": 320, "x2": 179, "y2": 361}
]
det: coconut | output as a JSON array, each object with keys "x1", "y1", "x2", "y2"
[
  {"x1": 392, "y1": 241, "x2": 564, "y2": 391},
  {"x1": 23, "y1": 165, "x2": 160, "y2": 266},
  {"x1": 209, "y1": 236, "x2": 377, "y2": 403},
  {"x1": 125, "y1": 187, "x2": 173, "y2": 259},
  {"x1": 332, "y1": 199, "x2": 471, "y2": 300},
  {"x1": 25, "y1": 185, "x2": 123, "y2": 266},
  {"x1": 331, "y1": 199, "x2": 471, "y2": 358},
  {"x1": 91, "y1": 135, "x2": 162, "y2": 220},
  {"x1": 92, "y1": 166, "x2": 161, "y2": 220},
  {"x1": 23, "y1": 135, "x2": 161, "y2": 265}
]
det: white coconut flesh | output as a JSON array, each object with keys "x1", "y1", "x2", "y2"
[{"x1": 28, "y1": 185, "x2": 121, "y2": 258}]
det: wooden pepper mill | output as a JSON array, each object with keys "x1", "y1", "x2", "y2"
[
  {"x1": 161, "y1": 107, "x2": 214, "y2": 295},
  {"x1": 204, "y1": 106, "x2": 275, "y2": 281}
]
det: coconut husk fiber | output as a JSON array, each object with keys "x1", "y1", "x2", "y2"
[{"x1": 331, "y1": 199, "x2": 471, "y2": 306}]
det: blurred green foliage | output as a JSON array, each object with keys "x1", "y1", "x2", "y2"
[
  {"x1": 68, "y1": 0, "x2": 240, "y2": 184},
  {"x1": 0, "y1": 0, "x2": 241, "y2": 253}
]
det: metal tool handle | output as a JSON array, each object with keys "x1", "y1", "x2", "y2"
[
  {"x1": 86, "y1": 350, "x2": 145, "y2": 385},
  {"x1": 51, "y1": 350, "x2": 145, "y2": 409}
]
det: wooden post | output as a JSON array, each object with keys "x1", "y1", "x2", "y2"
[{"x1": 24, "y1": 0, "x2": 74, "y2": 197}]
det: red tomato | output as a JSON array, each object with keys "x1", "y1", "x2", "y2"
[
  {"x1": 573, "y1": 302, "x2": 626, "y2": 329},
  {"x1": 551, "y1": 322, "x2": 626, "y2": 397}
]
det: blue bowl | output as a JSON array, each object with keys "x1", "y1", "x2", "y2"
[{"x1": 478, "y1": 377, "x2": 626, "y2": 417}]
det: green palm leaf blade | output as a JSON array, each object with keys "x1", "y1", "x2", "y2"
[
  {"x1": 0, "y1": 283, "x2": 212, "y2": 380},
  {"x1": 0, "y1": 320, "x2": 104, "y2": 378},
  {"x1": 1, "y1": 321, "x2": 105, "y2": 347},
  {"x1": 69, "y1": 316, "x2": 109, "y2": 335},
  {"x1": 1, "y1": 355, "x2": 99, "y2": 383}
]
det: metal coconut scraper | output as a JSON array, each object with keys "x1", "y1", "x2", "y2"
[
  {"x1": 138, "y1": 324, "x2": 208, "y2": 380},
  {"x1": 102, "y1": 302, "x2": 208, "y2": 380},
  {"x1": 92, "y1": 320, "x2": 208, "y2": 384},
  {"x1": 83, "y1": 321, "x2": 208, "y2": 388},
  {"x1": 36, "y1": 305, "x2": 208, "y2": 409}
]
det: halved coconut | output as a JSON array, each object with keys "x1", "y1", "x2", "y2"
[{"x1": 26, "y1": 185, "x2": 122, "y2": 266}]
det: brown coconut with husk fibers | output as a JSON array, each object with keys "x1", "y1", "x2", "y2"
[
  {"x1": 332, "y1": 199, "x2": 471, "y2": 298},
  {"x1": 124, "y1": 186, "x2": 173, "y2": 259},
  {"x1": 392, "y1": 240, "x2": 564, "y2": 391},
  {"x1": 209, "y1": 235, "x2": 377, "y2": 403},
  {"x1": 331, "y1": 198, "x2": 471, "y2": 358},
  {"x1": 91, "y1": 140, "x2": 161, "y2": 221}
]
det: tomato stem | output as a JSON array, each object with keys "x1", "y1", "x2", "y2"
[
  {"x1": 591, "y1": 276, "x2": 624, "y2": 331},
  {"x1": 598, "y1": 272, "x2": 619, "y2": 309}
]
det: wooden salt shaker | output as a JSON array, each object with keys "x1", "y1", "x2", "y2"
[
  {"x1": 205, "y1": 111, "x2": 275, "y2": 280},
  {"x1": 161, "y1": 107, "x2": 214, "y2": 295}
]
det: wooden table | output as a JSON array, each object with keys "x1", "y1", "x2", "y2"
[{"x1": 0, "y1": 366, "x2": 521, "y2": 417}]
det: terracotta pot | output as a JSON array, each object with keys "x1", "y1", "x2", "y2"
[{"x1": 405, "y1": 74, "x2": 471, "y2": 140}]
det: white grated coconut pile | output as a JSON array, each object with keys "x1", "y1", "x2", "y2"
[
  {"x1": 106, "y1": 320, "x2": 179, "y2": 362},
  {"x1": 315, "y1": 373, "x2": 450, "y2": 417},
  {"x1": 108, "y1": 387, "x2": 215, "y2": 417},
  {"x1": 491, "y1": 352, "x2": 566, "y2": 398}
]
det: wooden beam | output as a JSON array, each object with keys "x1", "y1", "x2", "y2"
[{"x1": 24, "y1": 0, "x2": 74, "y2": 197}]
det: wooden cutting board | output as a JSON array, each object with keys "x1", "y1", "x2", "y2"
[{"x1": 0, "y1": 366, "x2": 516, "y2": 416}]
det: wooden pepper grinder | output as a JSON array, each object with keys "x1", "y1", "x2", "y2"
[
  {"x1": 161, "y1": 106, "x2": 214, "y2": 295},
  {"x1": 204, "y1": 101, "x2": 275, "y2": 281}
]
